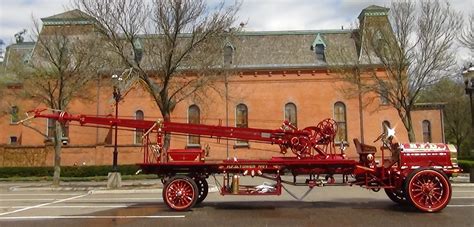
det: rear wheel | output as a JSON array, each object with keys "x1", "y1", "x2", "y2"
[
  {"x1": 405, "y1": 168, "x2": 451, "y2": 212},
  {"x1": 384, "y1": 187, "x2": 408, "y2": 205},
  {"x1": 194, "y1": 177, "x2": 208, "y2": 204},
  {"x1": 162, "y1": 176, "x2": 198, "y2": 211}
]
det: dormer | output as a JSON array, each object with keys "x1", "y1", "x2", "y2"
[
  {"x1": 223, "y1": 42, "x2": 235, "y2": 66},
  {"x1": 311, "y1": 33, "x2": 326, "y2": 61}
]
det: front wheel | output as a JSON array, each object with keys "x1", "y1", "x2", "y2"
[
  {"x1": 162, "y1": 176, "x2": 198, "y2": 211},
  {"x1": 405, "y1": 168, "x2": 452, "y2": 212}
]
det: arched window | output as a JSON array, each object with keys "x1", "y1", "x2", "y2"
[
  {"x1": 236, "y1": 104, "x2": 248, "y2": 145},
  {"x1": 46, "y1": 118, "x2": 69, "y2": 143},
  {"x1": 135, "y1": 110, "x2": 144, "y2": 144},
  {"x1": 224, "y1": 45, "x2": 234, "y2": 65},
  {"x1": 334, "y1": 102, "x2": 347, "y2": 142},
  {"x1": 422, "y1": 120, "x2": 432, "y2": 143},
  {"x1": 10, "y1": 106, "x2": 19, "y2": 123},
  {"x1": 188, "y1": 105, "x2": 200, "y2": 146},
  {"x1": 284, "y1": 103, "x2": 297, "y2": 127},
  {"x1": 382, "y1": 120, "x2": 391, "y2": 135}
]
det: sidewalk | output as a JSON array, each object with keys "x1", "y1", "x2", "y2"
[{"x1": 5, "y1": 173, "x2": 472, "y2": 193}]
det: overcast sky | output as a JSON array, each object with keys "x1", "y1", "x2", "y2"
[{"x1": 0, "y1": 0, "x2": 472, "y2": 58}]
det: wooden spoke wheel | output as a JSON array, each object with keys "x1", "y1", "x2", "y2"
[
  {"x1": 384, "y1": 187, "x2": 408, "y2": 205},
  {"x1": 405, "y1": 168, "x2": 452, "y2": 212},
  {"x1": 194, "y1": 177, "x2": 209, "y2": 204},
  {"x1": 163, "y1": 176, "x2": 198, "y2": 211}
]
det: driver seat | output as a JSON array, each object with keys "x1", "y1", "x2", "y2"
[{"x1": 353, "y1": 139, "x2": 376, "y2": 155}]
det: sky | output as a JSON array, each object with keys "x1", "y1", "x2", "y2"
[{"x1": 0, "y1": 0, "x2": 472, "y2": 58}]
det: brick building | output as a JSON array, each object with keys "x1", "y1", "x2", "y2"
[{"x1": 0, "y1": 6, "x2": 445, "y2": 167}]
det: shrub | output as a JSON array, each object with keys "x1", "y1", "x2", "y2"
[
  {"x1": 458, "y1": 160, "x2": 474, "y2": 173},
  {"x1": 0, "y1": 165, "x2": 141, "y2": 178}
]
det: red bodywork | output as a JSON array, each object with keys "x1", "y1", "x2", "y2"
[{"x1": 28, "y1": 109, "x2": 460, "y2": 212}]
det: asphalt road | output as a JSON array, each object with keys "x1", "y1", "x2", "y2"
[{"x1": 0, "y1": 178, "x2": 473, "y2": 227}]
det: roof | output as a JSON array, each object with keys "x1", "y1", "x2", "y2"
[
  {"x1": 358, "y1": 5, "x2": 390, "y2": 20},
  {"x1": 41, "y1": 9, "x2": 95, "y2": 26},
  {"x1": 3, "y1": 42, "x2": 35, "y2": 67},
  {"x1": 227, "y1": 30, "x2": 359, "y2": 69},
  {"x1": 413, "y1": 103, "x2": 446, "y2": 110}
]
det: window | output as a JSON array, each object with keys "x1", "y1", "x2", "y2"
[
  {"x1": 284, "y1": 103, "x2": 297, "y2": 127},
  {"x1": 188, "y1": 105, "x2": 200, "y2": 146},
  {"x1": 224, "y1": 45, "x2": 233, "y2": 65},
  {"x1": 382, "y1": 121, "x2": 391, "y2": 147},
  {"x1": 422, "y1": 120, "x2": 432, "y2": 143},
  {"x1": 10, "y1": 106, "x2": 19, "y2": 124},
  {"x1": 382, "y1": 121, "x2": 391, "y2": 134},
  {"x1": 380, "y1": 87, "x2": 389, "y2": 105},
  {"x1": 9, "y1": 136, "x2": 18, "y2": 145},
  {"x1": 135, "y1": 110, "x2": 144, "y2": 144},
  {"x1": 315, "y1": 44, "x2": 325, "y2": 61},
  {"x1": 47, "y1": 119, "x2": 55, "y2": 138},
  {"x1": 236, "y1": 104, "x2": 248, "y2": 145},
  {"x1": 334, "y1": 102, "x2": 347, "y2": 142},
  {"x1": 47, "y1": 119, "x2": 69, "y2": 141}
]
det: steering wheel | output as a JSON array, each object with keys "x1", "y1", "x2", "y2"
[
  {"x1": 373, "y1": 132, "x2": 385, "y2": 143},
  {"x1": 315, "y1": 118, "x2": 338, "y2": 143}
]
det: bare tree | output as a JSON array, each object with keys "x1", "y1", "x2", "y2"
[
  {"x1": 419, "y1": 79, "x2": 471, "y2": 156},
  {"x1": 75, "y1": 0, "x2": 240, "y2": 153},
  {"x1": 19, "y1": 17, "x2": 101, "y2": 186},
  {"x1": 332, "y1": 0, "x2": 462, "y2": 142},
  {"x1": 459, "y1": 12, "x2": 474, "y2": 51}
]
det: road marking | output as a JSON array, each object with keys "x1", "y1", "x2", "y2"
[
  {"x1": 71, "y1": 198, "x2": 163, "y2": 201},
  {"x1": 453, "y1": 191, "x2": 474, "y2": 193},
  {"x1": 452, "y1": 197, "x2": 474, "y2": 199},
  {"x1": 0, "y1": 193, "x2": 81, "y2": 196},
  {"x1": 0, "y1": 215, "x2": 185, "y2": 220},
  {"x1": 0, "y1": 199, "x2": 56, "y2": 202},
  {"x1": 0, "y1": 205, "x2": 152, "y2": 209},
  {"x1": 0, "y1": 193, "x2": 89, "y2": 216},
  {"x1": 448, "y1": 205, "x2": 474, "y2": 207},
  {"x1": 0, "y1": 197, "x2": 163, "y2": 202}
]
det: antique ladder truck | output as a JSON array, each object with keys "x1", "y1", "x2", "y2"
[{"x1": 28, "y1": 109, "x2": 460, "y2": 212}]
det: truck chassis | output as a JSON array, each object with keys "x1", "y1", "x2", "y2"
[{"x1": 28, "y1": 109, "x2": 460, "y2": 212}]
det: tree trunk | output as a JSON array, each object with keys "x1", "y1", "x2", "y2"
[
  {"x1": 52, "y1": 121, "x2": 63, "y2": 186},
  {"x1": 162, "y1": 111, "x2": 171, "y2": 162},
  {"x1": 404, "y1": 111, "x2": 416, "y2": 142},
  {"x1": 397, "y1": 108, "x2": 416, "y2": 142}
]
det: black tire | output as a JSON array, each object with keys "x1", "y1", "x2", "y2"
[
  {"x1": 404, "y1": 168, "x2": 452, "y2": 212},
  {"x1": 384, "y1": 187, "x2": 409, "y2": 205},
  {"x1": 162, "y1": 175, "x2": 198, "y2": 211},
  {"x1": 194, "y1": 177, "x2": 209, "y2": 204}
]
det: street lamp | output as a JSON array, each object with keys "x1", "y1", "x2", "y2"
[
  {"x1": 462, "y1": 63, "x2": 474, "y2": 129},
  {"x1": 111, "y1": 74, "x2": 123, "y2": 172}
]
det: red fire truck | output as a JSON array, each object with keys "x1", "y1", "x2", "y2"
[{"x1": 28, "y1": 109, "x2": 460, "y2": 212}]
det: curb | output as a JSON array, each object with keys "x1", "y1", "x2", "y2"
[
  {"x1": 9, "y1": 184, "x2": 220, "y2": 193},
  {"x1": 451, "y1": 183, "x2": 474, "y2": 187},
  {"x1": 91, "y1": 185, "x2": 219, "y2": 194}
]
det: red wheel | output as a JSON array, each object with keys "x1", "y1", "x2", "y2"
[
  {"x1": 163, "y1": 176, "x2": 198, "y2": 211},
  {"x1": 405, "y1": 168, "x2": 451, "y2": 212}
]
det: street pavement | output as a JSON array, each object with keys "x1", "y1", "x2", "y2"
[{"x1": 0, "y1": 174, "x2": 472, "y2": 227}]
